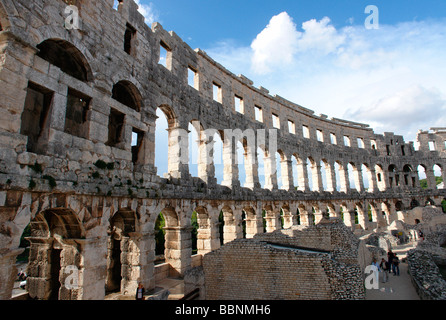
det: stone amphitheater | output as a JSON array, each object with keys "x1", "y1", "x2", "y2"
[{"x1": 1, "y1": 0, "x2": 446, "y2": 300}]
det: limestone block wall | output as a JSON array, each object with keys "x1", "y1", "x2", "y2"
[
  {"x1": 203, "y1": 239, "x2": 334, "y2": 300},
  {"x1": 203, "y1": 218, "x2": 367, "y2": 300}
]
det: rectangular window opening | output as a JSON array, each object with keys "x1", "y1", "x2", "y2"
[
  {"x1": 159, "y1": 41, "x2": 171, "y2": 70},
  {"x1": 124, "y1": 23, "x2": 136, "y2": 55},
  {"x1": 344, "y1": 136, "x2": 351, "y2": 147},
  {"x1": 234, "y1": 95, "x2": 244, "y2": 114},
  {"x1": 272, "y1": 113, "x2": 280, "y2": 129},
  {"x1": 188, "y1": 66, "x2": 199, "y2": 90},
  {"x1": 357, "y1": 137, "x2": 364, "y2": 148},
  {"x1": 429, "y1": 141, "x2": 436, "y2": 151},
  {"x1": 330, "y1": 133, "x2": 337, "y2": 145},
  {"x1": 302, "y1": 125, "x2": 310, "y2": 139},
  {"x1": 106, "y1": 108, "x2": 125, "y2": 148},
  {"x1": 288, "y1": 120, "x2": 295, "y2": 134},
  {"x1": 21, "y1": 82, "x2": 54, "y2": 154},
  {"x1": 317, "y1": 129, "x2": 324, "y2": 142},
  {"x1": 213, "y1": 82, "x2": 222, "y2": 103},
  {"x1": 64, "y1": 88, "x2": 91, "y2": 139},
  {"x1": 255, "y1": 105, "x2": 263, "y2": 122},
  {"x1": 131, "y1": 128, "x2": 144, "y2": 164}
]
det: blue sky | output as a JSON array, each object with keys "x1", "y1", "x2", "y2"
[{"x1": 126, "y1": 0, "x2": 446, "y2": 184}]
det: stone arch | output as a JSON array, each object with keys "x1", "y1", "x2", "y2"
[
  {"x1": 263, "y1": 204, "x2": 279, "y2": 232},
  {"x1": 36, "y1": 39, "x2": 93, "y2": 82},
  {"x1": 433, "y1": 163, "x2": 443, "y2": 189},
  {"x1": 106, "y1": 209, "x2": 139, "y2": 294},
  {"x1": 297, "y1": 204, "x2": 309, "y2": 226},
  {"x1": 191, "y1": 206, "x2": 217, "y2": 255},
  {"x1": 307, "y1": 156, "x2": 317, "y2": 191},
  {"x1": 188, "y1": 119, "x2": 204, "y2": 178},
  {"x1": 111, "y1": 80, "x2": 142, "y2": 112},
  {"x1": 375, "y1": 163, "x2": 386, "y2": 191},
  {"x1": 26, "y1": 208, "x2": 85, "y2": 300},
  {"x1": 410, "y1": 199, "x2": 420, "y2": 209},
  {"x1": 220, "y1": 205, "x2": 236, "y2": 244},
  {"x1": 257, "y1": 146, "x2": 267, "y2": 188},
  {"x1": 155, "y1": 105, "x2": 186, "y2": 179},
  {"x1": 242, "y1": 206, "x2": 258, "y2": 238},
  {"x1": 276, "y1": 150, "x2": 287, "y2": 190}
]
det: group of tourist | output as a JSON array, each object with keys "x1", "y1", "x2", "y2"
[{"x1": 372, "y1": 249, "x2": 400, "y2": 283}]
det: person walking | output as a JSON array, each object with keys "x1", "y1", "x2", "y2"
[
  {"x1": 392, "y1": 254, "x2": 400, "y2": 276},
  {"x1": 387, "y1": 250, "x2": 394, "y2": 270},
  {"x1": 379, "y1": 258, "x2": 389, "y2": 283}
]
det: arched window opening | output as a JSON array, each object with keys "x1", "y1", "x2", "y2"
[
  {"x1": 188, "y1": 121, "x2": 201, "y2": 178},
  {"x1": 213, "y1": 132, "x2": 224, "y2": 185},
  {"x1": 418, "y1": 165, "x2": 427, "y2": 189},
  {"x1": 36, "y1": 39, "x2": 92, "y2": 82},
  {"x1": 191, "y1": 211, "x2": 198, "y2": 255},
  {"x1": 276, "y1": 152, "x2": 283, "y2": 189},
  {"x1": 154, "y1": 213, "x2": 166, "y2": 262},
  {"x1": 434, "y1": 164, "x2": 443, "y2": 189},
  {"x1": 112, "y1": 81, "x2": 141, "y2": 112},
  {"x1": 237, "y1": 141, "x2": 246, "y2": 187},
  {"x1": 362, "y1": 164, "x2": 370, "y2": 191},
  {"x1": 154, "y1": 107, "x2": 176, "y2": 178},
  {"x1": 320, "y1": 160, "x2": 328, "y2": 191},
  {"x1": 257, "y1": 147, "x2": 266, "y2": 188},
  {"x1": 348, "y1": 163, "x2": 356, "y2": 190}
]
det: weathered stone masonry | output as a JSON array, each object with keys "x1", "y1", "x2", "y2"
[{"x1": 0, "y1": 0, "x2": 445, "y2": 299}]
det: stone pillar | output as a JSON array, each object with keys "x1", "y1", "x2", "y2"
[
  {"x1": 297, "y1": 160, "x2": 310, "y2": 192},
  {"x1": 243, "y1": 147, "x2": 260, "y2": 190},
  {"x1": 282, "y1": 208, "x2": 294, "y2": 229},
  {"x1": 339, "y1": 163, "x2": 350, "y2": 193},
  {"x1": 222, "y1": 137, "x2": 240, "y2": 189},
  {"x1": 164, "y1": 226, "x2": 192, "y2": 277},
  {"x1": 167, "y1": 125, "x2": 189, "y2": 180},
  {"x1": 313, "y1": 206, "x2": 324, "y2": 224},
  {"x1": 264, "y1": 208, "x2": 280, "y2": 232},
  {"x1": 425, "y1": 168, "x2": 437, "y2": 189},
  {"x1": 264, "y1": 153, "x2": 278, "y2": 190},
  {"x1": 117, "y1": 232, "x2": 154, "y2": 295},
  {"x1": 324, "y1": 162, "x2": 336, "y2": 192},
  {"x1": 76, "y1": 237, "x2": 108, "y2": 300},
  {"x1": 245, "y1": 215, "x2": 260, "y2": 238},
  {"x1": 367, "y1": 168, "x2": 378, "y2": 192},
  {"x1": 196, "y1": 215, "x2": 220, "y2": 255},
  {"x1": 352, "y1": 166, "x2": 364, "y2": 192},
  {"x1": 198, "y1": 131, "x2": 217, "y2": 186},
  {"x1": 280, "y1": 159, "x2": 294, "y2": 191},
  {"x1": 0, "y1": 248, "x2": 24, "y2": 300},
  {"x1": 311, "y1": 161, "x2": 324, "y2": 192},
  {"x1": 298, "y1": 207, "x2": 310, "y2": 226}
]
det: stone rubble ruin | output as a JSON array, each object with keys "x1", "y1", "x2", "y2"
[{"x1": 0, "y1": 0, "x2": 445, "y2": 300}]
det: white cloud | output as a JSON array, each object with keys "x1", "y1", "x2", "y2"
[
  {"x1": 296, "y1": 16, "x2": 345, "y2": 54},
  {"x1": 345, "y1": 85, "x2": 446, "y2": 139},
  {"x1": 134, "y1": 0, "x2": 158, "y2": 25},
  {"x1": 251, "y1": 12, "x2": 300, "y2": 74}
]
